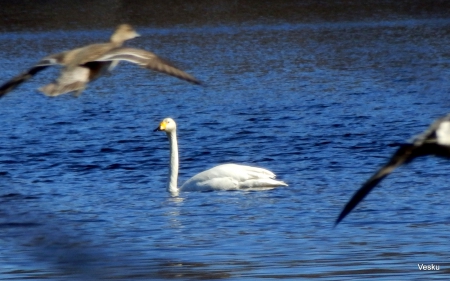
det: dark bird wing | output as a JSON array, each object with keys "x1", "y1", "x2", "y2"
[
  {"x1": 335, "y1": 144, "x2": 419, "y2": 225},
  {"x1": 0, "y1": 52, "x2": 67, "y2": 98},
  {"x1": 335, "y1": 113, "x2": 450, "y2": 225},
  {"x1": 95, "y1": 48, "x2": 202, "y2": 85}
]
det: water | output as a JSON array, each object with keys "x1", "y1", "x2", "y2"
[{"x1": 1, "y1": 2, "x2": 450, "y2": 280}]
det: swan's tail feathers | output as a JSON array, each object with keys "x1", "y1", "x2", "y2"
[{"x1": 239, "y1": 179, "x2": 288, "y2": 190}]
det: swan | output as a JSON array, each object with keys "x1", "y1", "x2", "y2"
[
  {"x1": 335, "y1": 112, "x2": 450, "y2": 225},
  {"x1": 0, "y1": 24, "x2": 200, "y2": 98},
  {"x1": 154, "y1": 118, "x2": 288, "y2": 195}
]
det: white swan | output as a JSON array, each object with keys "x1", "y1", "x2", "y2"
[{"x1": 154, "y1": 118, "x2": 288, "y2": 195}]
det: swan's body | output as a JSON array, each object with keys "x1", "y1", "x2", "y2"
[
  {"x1": 155, "y1": 118, "x2": 287, "y2": 195},
  {"x1": 335, "y1": 113, "x2": 450, "y2": 225},
  {"x1": 181, "y1": 164, "x2": 286, "y2": 191}
]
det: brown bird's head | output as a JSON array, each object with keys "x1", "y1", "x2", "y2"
[{"x1": 110, "y1": 24, "x2": 140, "y2": 45}]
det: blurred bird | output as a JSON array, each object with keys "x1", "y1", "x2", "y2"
[
  {"x1": 0, "y1": 24, "x2": 201, "y2": 97},
  {"x1": 335, "y1": 113, "x2": 450, "y2": 225}
]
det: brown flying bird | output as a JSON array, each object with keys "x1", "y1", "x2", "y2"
[{"x1": 0, "y1": 24, "x2": 201, "y2": 97}]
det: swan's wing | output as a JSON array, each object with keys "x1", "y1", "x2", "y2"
[
  {"x1": 94, "y1": 48, "x2": 202, "y2": 85},
  {"x1": 237, "y1": 165, "x2": 278, "y2": 179},
  {"x1": 203, "y1": 164, "x2": 277, "y2": 181},
  {"x1": 0, "y1": 52, "x2": 67, "y2": 98}
]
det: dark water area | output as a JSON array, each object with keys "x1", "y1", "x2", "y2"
[
  {"x1": 1, "y1": 1, "x2": 450, "y2": 280},
  {"x1": 1, "y1": 0, "x2": 450, "y2": 31}
]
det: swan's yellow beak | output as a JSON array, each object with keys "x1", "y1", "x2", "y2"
[{"x1": 153, "y1": 120, "x2": 166, "y2": 132}]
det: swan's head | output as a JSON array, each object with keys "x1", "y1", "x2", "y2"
[
  {"x1": 111, "y1": 24, "x2": 140, "y2": 44},
  {"x1": 154, "y1": 118, "x2": 177, "y2": 133}
]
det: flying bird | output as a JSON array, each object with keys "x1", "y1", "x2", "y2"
[
  {"x1": 0, "y1": 24, "x2": 201, "y2": 97},
  {"x1": 335, "y1": 113, "x2": 450, "y2": 225}
]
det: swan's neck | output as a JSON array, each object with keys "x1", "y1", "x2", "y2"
[{"x1": 167, "y1": 131, "x2": 179, "y2": 195}]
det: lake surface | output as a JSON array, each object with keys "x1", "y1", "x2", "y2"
[{"x1": 1, "y1": 2, "x2": 450, "y2": 280}]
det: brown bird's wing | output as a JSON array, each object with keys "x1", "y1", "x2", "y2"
[
  {"x1": 65, "y1": 43, "x2": 117, "y2": 70},
  {"x1": 0, "y1": 52, "x2": 67, "y2": 98},
  {"x1": 95, "y1": 48, "x2": 202, "y2": 85},
  {"x1": 335, "y1": 144, "x2": 419, "y2": 225}
]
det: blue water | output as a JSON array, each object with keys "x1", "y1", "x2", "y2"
[{"x1": 1, "y1": 17, "x2": 450, "y2": 280}]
